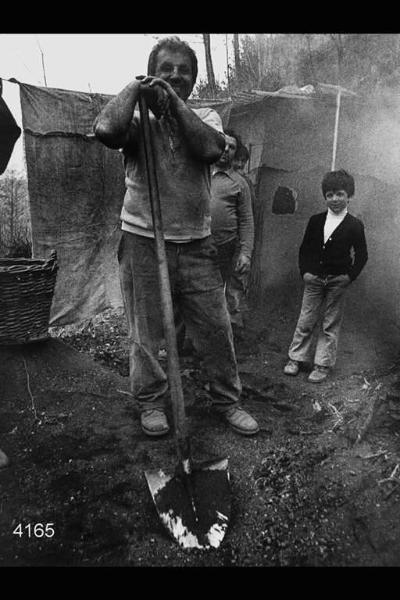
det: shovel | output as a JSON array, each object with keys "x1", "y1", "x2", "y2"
[{"x1": 138, "y1": 93, "x2": 231, "y2": 550}]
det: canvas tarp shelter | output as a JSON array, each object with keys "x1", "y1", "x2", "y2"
[
  {"x1": 18, "y1": 82, "x2": 231, "y2": 326},
  {"x1": 18, "y1": 81, "x2": 400, "y2": 327}
]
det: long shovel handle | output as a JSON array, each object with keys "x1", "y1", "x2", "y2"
[{"x1": 138, "y1": 94, "x2": 189, "y2": 460}]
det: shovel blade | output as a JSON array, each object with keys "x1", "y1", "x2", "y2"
[{"x1": 145, "y1": 458, "x2": 230, "y2": 549}]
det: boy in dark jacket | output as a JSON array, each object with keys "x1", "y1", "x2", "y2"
[{"x1": 283, "y1": 169, "x2": 368, "y2": 383}]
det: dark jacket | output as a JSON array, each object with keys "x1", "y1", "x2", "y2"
[{"x1": 299, "y1": 211, "x2": 368, "y2": 281}]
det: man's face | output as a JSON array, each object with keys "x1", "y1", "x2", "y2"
[
  {"x1": 325, "y1": 189, "x2": 349, "y2": 214},
  {"x1": 216, "y1": 135, "x2": 237, "y2": 168},
  {"x1": 154, "y1": 48, "x2": 194, "y2": 101}
]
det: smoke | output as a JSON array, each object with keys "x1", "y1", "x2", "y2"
[{"x1": 352, "y1": 91, "x2": 400, "y2": 188}]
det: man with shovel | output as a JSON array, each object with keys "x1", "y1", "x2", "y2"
[{"x1": 94, "y1": 36, "x2": 259, "y2": 438}]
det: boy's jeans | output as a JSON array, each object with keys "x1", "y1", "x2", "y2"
[
  {"x1": 288, "y1": 273, "x2": 351, "y2": 368},
  {"x1": 118, "y1": 231, "x2": 241, "y2": 411}
]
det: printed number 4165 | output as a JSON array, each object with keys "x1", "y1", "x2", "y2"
[{"x1": 13, "y1": 523, "x2": 55, "y2": 538}]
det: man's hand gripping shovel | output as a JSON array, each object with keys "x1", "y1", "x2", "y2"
[{"x1": 138, "y1": 92, "x2": 231, "y2": 550}]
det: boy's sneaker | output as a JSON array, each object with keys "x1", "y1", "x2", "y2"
[
  {"x1": 216, "y1": 406, "x2": 259, "y2": 436},
  {"x1": 141, "y1": 409, "x2": 170, "y2": 437},
  {"x1": 308, "y1": 365, "x2": 330, "y2": 383},
  {"x1": 283, "y1": 359, "x2": 300, "y2": 376}
]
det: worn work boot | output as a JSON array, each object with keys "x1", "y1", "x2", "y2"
[
  {"x1": 283, "y1": 359, "x2": 300, "y2": 376},
  {"x1": 141, "y1": 409, "x2": 170, "y2": 437},
  {"x1": 308, "y1": 365, "x2": 330, "y2": 383},
  {"x1": 0, "y1": 448, "x2": 9, "y2": 468},
  {"x1": 217, "y1": 406, "x2": 260, "y2": 436}
]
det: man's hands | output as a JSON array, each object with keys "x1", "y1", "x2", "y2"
[
  {"x1": 302, "y1": 272, "x2": 351, "y2": 285},
  {"x1": 303, "y1": 272, "x2": 315, "y2": 282},
  {"x1": 136, "y1": 76, "x2": 178, "y2": 119},
  {"x1": 235, "y1": 252, "x2": 251, "y2": 274}
]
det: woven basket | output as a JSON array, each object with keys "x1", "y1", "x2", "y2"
[{"x1": 0, "y1": 250, "x2": 58, "y2": 345}]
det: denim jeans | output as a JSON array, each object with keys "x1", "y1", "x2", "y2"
[
  {"x1": 288, "y1": 273, "x2": 351, "y2": 368},
  {"x1": 118, "y1": 231, "x2": 241, "y2": 411}
]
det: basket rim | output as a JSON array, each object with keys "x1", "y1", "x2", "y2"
[
  {"x1": 0, "y1": 257, "x2": 47, "y2": 266},
  {"x1": 0, "y1": 252, "x2": 58, "y2": 274}
]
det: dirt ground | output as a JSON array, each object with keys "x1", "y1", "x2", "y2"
[{"x1": 1, "y1": 294, "x2": 400, "y2": 567}]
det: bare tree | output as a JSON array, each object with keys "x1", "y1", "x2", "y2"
[
  {"x1": 329, "y1": 34, "x2": 345, "y2": 85},
  {"x1": 0, "y1": 170, "x2": 31, "y2": 256},
  {"x1": 306, "y1": 34, "x2": 318, "y2": 86},
  {"x1": 255, "y1": 34, "x2": 264, "y2": 86},
  {"x1": 36, "y1": 35, "x2": 48, "y2": 87},
  {"x1": 233, "y1": 34, "x2": 241, "y2": 84},
  {"x1": 202, "y1": 33, "x2": 217, "y2": 96}
]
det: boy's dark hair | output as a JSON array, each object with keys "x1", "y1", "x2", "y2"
[
  {"x1": 235, "y1": 143, "x2": 250, "y2": 162},
  {"x1": 224, "y1": 129, "x2": 249, "y2": 162},
  {"x1": 224, "y1": 128, "x2": 242, "y2": 146},
  {"x1": 147, "y1": 36, "x2": 198, "y2": 85},
  {"x1": 322, "y1": 169, "x2": 355, "y2": 198}
]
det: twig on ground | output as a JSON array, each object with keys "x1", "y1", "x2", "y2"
[
  {"x1": 354, "y1": 391, "x2": 384, "y2": 445},
  {"x1": 116, "y1": 389, "x2": 135, "y2": 398},
  {"x1": 327, "y1": 402, "x2": 344, "y2": 432},
  {"x1": 378, "y1": 463, "x2": 399, "y2": 484},
  {"x1": 384, "y1": 485, "x2": 400, "y2": 500},
  {"x1": 331, "y1": 420, "x2": 342, "y2": 432},
  {"x1": 22, "y1": 357, "x2": 38, "y2": 422},
  {"x1": 328, "y1": 402, "x2": 343, "y2": 419},
  {"x1": 361, "y1": 450, "x2": 387, "y2": 460},
  {"x1": 378, "y1": 463, "x2": 400, "y2": 499},
  {"x1": 362, "y1": 377, "x2": 371, "y2": 390}
]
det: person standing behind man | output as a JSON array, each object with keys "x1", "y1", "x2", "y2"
[
  {"x1": 232, "y1": 142, "x2": 256, "y2": 215},
  {"x1": 210, "y1": 129, "x2": 254, "y2": 331},
  {"x1": 231, "y1": 141, "x2": 256, "y2": 328},
  {"x1": 94, "y1": 37, "x2": 259, "y2": 437}
]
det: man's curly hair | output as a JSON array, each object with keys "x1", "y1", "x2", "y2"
[{"x1": 147, "y1": 36, "x2": 198, "y2": 85}]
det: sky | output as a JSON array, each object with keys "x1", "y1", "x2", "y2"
[{"x1": 0, "y1": 33, "x2": 237, "y2": 173}]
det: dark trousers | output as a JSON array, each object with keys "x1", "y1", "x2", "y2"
[
  {"x1": 118, "y1": 231, "x2": 241, "y2": 410},
  {"x1": 215, "y1": 238, "x2": 248, "y2": 326}
]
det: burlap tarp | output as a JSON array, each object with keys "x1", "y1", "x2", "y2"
[{"x1": 19, "y1": 83, "x2": 232, "y2": 326}]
